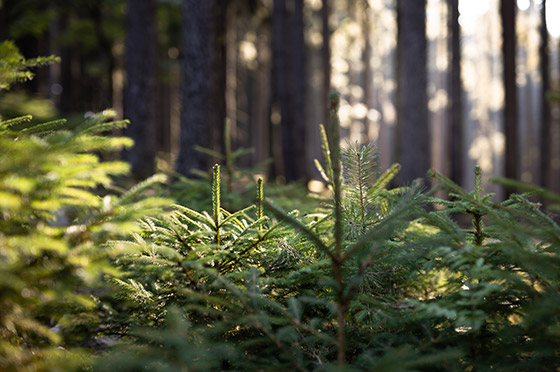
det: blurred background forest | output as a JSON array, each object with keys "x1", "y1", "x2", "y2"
[{"x1": 1, "y1": 0, "x2": 559, "y2": 199}]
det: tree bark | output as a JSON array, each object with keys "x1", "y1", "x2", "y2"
[
  {"x1": 540, "y1": 0, "x2": 551, "y2": 189},
  {"x1": 91, "y1": 2, "x2": 114, "y2": 110},
  {"x1": 272, "y1": 0, "x2": 307, "y2": 182},
  {"x1": 252, "y1": 16, "x2": 272, "y2": 170},
  {"x1": 123, "y1": 0, "x2": 157, "y2": 178},
  {"x1": 396, "y1": 0, "x2": 429, "y2": 184},
  {"x1": 501, "y1": 0, "x2": 518, "y2": 185},
  {"x1": 322, "y1": 0, "x2": 331, "y2": 133},
  {"x1": 177, "y1": 0, "x2": 226, "y2": 176},
  {"x1": 448, "y1": 0, "x2": 463, "y2": 186}
]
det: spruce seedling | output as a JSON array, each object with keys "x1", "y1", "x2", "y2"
[
  {"x1": 328, "y1": 92, "x2": 348, "y2": 367},
  {"x1": 429, "y1": 166, "x2": 490, "y2": 246},
  {"x1": 266, "y1": 91, "x2": 423, "y2": 367}
]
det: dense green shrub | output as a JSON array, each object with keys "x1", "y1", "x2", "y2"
[
  {"x1": 99, "y1": 94, "x2": 560, "y2": 372},
  {"x1": 0, "y1": 41, "x2": 170, "y2": 371},
  {"x1": 97, "y1": 94, "x2": 446, "y2": 370},
  {"x1": 415, "y1": 168, "x2": 560, "y2": 370}
]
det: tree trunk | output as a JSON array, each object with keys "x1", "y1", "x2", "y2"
[
  {"x1": 448, "y1": 0, "x2": 463, "y2": 186},
  {"x1": 553, "y1": 38, "x2": 560, "y2": 194},
  {"x1": 123, "y1": 0, "x2": 157, "y2": 178},
  {"x1": 501, "y1": 0, "x2": 518, "y2": 185},
  {"x1": 271, "y1": 0, "x2": 307, "y2": 182},
  {"x1": 209, "y1": 2, "x2": 227, "y2": 159},
  {"x1": 177, "y1": 0, "x2": 226, "y2": 176},
  {"x1": 540, "y1": 0, "x2": 551, "y2": 190},
  {"x1": 322, "y1": 0, "x2": 331, "y2": 133},
  {"x1": 396, "y1": 0, "x2": 429, "y2": 184},
  {"x1": 91, "y1": 2, "x2": 114, "y2": 110},
  {"x1": 252, "y1": 16, "x2": 272, "y2": 170}
]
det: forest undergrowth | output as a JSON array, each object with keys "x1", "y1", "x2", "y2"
[{"x1": 1, "y1": 41, "x2": 560, "y2": 371}]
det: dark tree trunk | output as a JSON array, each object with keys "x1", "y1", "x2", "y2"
[
  {"x1": 59, "y1": 31, "x2": 78, "y2": 114},
  {"x1": 271, "y1": 0, "x2": 307, "y2": 182},
  {"x1": 156, "y1": 76, "x2": 171, "y2": 154},
  {"x1": 362, "y1": 1, "x2": 372, "y2": 136},
  {"x1": 540, "y1": 0, "x2": 551, "y2": 189},
  {"x1": 0, "y1": 0, "x2": 9, "y2": 41},
  {"x1": 501, "y1": 0, "x2": 518, "y2": 184},
  {"x1": 322, "y1": 0, "x2": 331, "y2": 133},
  {"x1": 176, "y1": 0, "x2": 226, "y2": 176},
  {"x1": 252, "y1": 17, "x2": 272, "y2": 169},
  {"x1": 448, "y1": 0, "x2": 463, "y2": 186},
  {"x1": 209, "y1": 2, "x2": 227, "y2": 159},
  {"x1": 395, "y1": 0, "x2": 429, "y2": 184},
  {"x1": 91, "y1": 3, "x2": 114, "y2": 110},
  {"x1": 553, "y1": 38, "x2": 560, "y2": 193},
  {"x1": 123, "y1": 0, "x2": 157, "y2": 178}
]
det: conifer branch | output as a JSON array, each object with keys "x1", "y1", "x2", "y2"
[
  {"x1": 212, "y1": 164, "x2": 221, "y2": 244},
  {"x1": 342, "y1": 142, "x2": 379, "y2": 230},
  {"x1": 113, "y1": 174, "x2": 168, "y2": 208},
  {"x1": 0, "y1": 115, "x2": 32, "y2": 131},
  {"x1": 367, "y1": 163, "x2": 401, "y2": 198},
  {"x1": 256, "y1": 177, "x2": 264, "y2": 222},
  {"x1": 343, "y1": 180, "x2": 423, "y2": 261},
  {"x1": 219, "y1": 205, "x2": 255, "y2": 228},
  {"x1": 317, "y1": 124, "x2": 333, "y2": 183},
  {"x1": 21, "y1": 119, "x2": 67, "y2": 135},
  {"x1": 80, "y1": 119, "x2": 129, "y2": 135},
  {"x1": 263, "y1": 198, "x2": 333, "y2": 260}
]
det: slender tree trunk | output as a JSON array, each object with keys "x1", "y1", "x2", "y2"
[
  {"x1": 250, "y1": 9, "x2": 272, "y2": 169},
  {"x1": 157, "y1": 75, "x2": 171, "y2": 154},
  {"x1": 396, "y1": 0, "x2": 429, "y2": 184},
  {"x1": 92, "y1": 3, "x2": 114, "y2": 110},
  {"x1": 272, "y1": 0, "x2": 307, "y2": 182},
  {"x1": 178, "y1": 1, "x2": 211, "y2": 176},
  {"x1": 123, "y1": 0, "x2": 157, "y2": 178},
  {"x1": 252, "y1": 17, "x2": 272, "y2": 169},
  {"x1": 209, "y1": 3, "x2": 227, "y2": 158},
  {"x1": 540, "y1": 0, "x2": 551, "y2": 189},
  {"x1": 48, "y1": 17, "x2": 61, "y2": 109},
  {"x1": 177, "y1": 0, "x2": 226, "y2": 176},
  {"x1": 362, "y1": 1, "x2": 372, "y2": 138},
  {"x1": 322, "y1": 0, "x2": 331, "y2": 133},
  {"x1": 0, "y1": 0, "x2": 9, "y2": 41},
  {"x1": 553, "y1": 39, "x2": 560, "y2": 193},
  {"x1": 501, "y1": 0, "x2": 518, "y2": 185},
  {"x1": 448, "y1": 0, "x2": 463, "y2": 186},
  {"x1": 271, "y1": 0, "x2": 287, "y2": 179},
  {"x1": 59, "y1": 27, "x2": 74, "y2": 114}
]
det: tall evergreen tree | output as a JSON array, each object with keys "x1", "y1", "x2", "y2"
[
  {"x1": 395, "y1": 0, "x2": 429, "y2": 184},
  {"x1": 176, "y1": 0, "x2": 226, "y2": 177},
  {"x1": 271, "y1": 0, "x2": 307, "y2": 182},
  {"x1": 124, "y1": 0, "x2": 157, "y2": 178}
]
